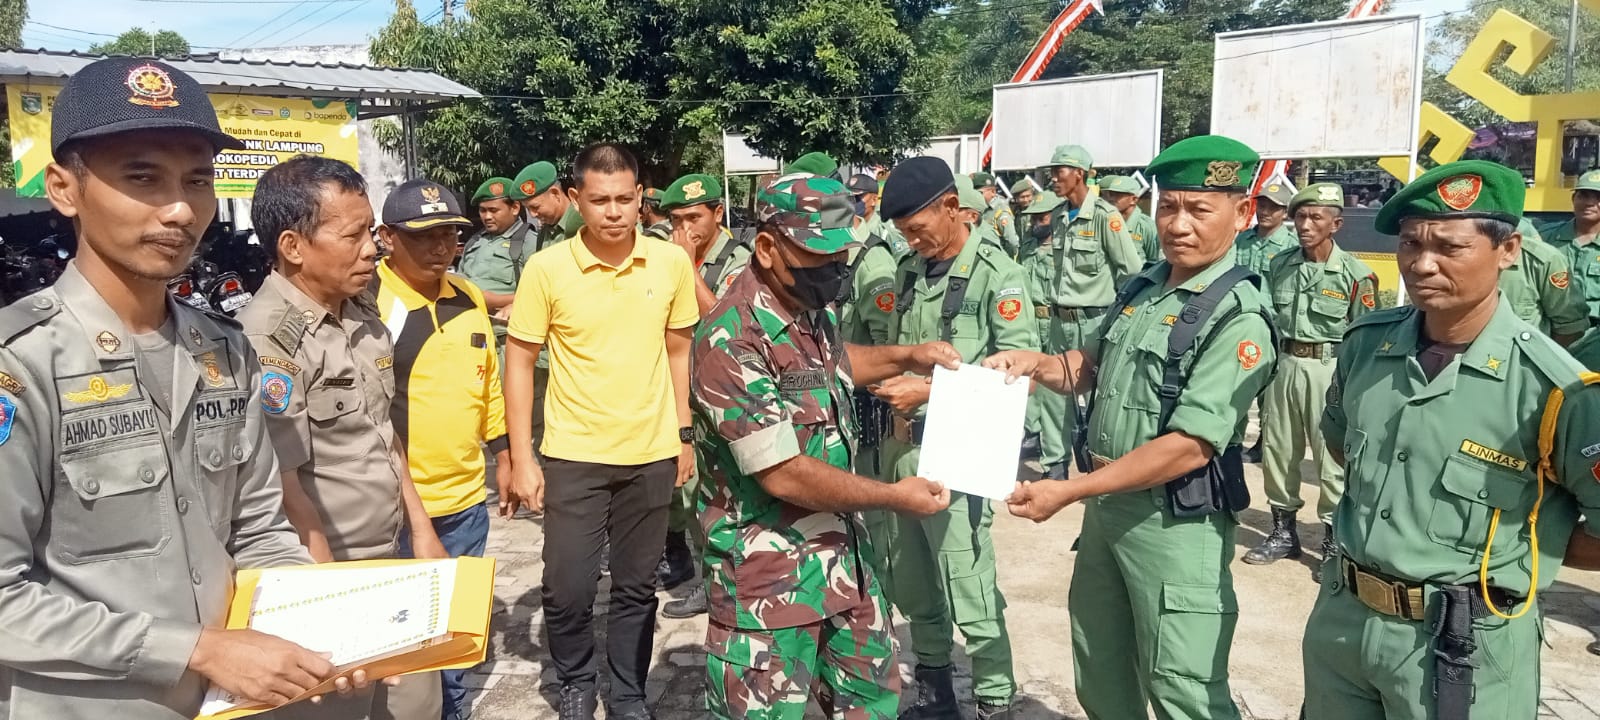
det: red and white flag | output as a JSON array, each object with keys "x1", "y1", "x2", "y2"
[{"x1": 977, "y1": 0, "x2": 1104, "y2": 167}]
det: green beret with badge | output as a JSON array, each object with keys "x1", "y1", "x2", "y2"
[
  {"x1": 1374, "y1": 159, "x2": 1524, "y2": 235},
  {"x1": 1049, "y1": 144, "x2": 1094, "y2": 171},
  {"x1": 661, "y1": 173, "x2": 724, "y2": 211},
  {"x1": 755, "y1": 175, "x2": 862, "y2": 254},
  {"x1": 1289, "y1": 182, "x2": 1347, "y2": 213},
  {"x1": 510, "y1": 161, "x2": 558, "y2": 200},
  {"x1": 784, "y1": 151, "x2": 838, "y2": 178},
  {"x1": 472, "y1": 176, "x2": 514, "y2": 204},
  {"x1": 1098, "y1": 175, "x2": 1143, "y2": 195},
  {"x1": 1577, "y1": 169, "x2": 1600, "y2": 192},
  {"x1": 1144, "y1": 134, "x2": 1260, "y2": 192}
]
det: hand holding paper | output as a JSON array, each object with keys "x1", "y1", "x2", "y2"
[{"x1": 913, "y1": 363, "x2": 1031, "y2": 500}]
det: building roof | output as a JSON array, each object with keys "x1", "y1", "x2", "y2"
[{"x1": 0, "y1": 48, "x2": 479, "y2": 116}]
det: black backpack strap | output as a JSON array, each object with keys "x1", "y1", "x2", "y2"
[
  {"x1": 1156, "y1": 266, "x2": 1261, "y2": 430},
  {"x1": 509, "y1": 231, "x2": 527, "y2": 279}
]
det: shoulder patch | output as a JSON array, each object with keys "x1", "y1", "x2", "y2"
[
  {"x1": 260, "y1": 372, "x2": 293, "y2": 414},
  {"x1": 0, "y1": 292, "x2": 62, "y2": 343},
  {"x1": 0, "y1": 395, "x2": 14, "y2": 446},
  {"x1": 269, "y1": 309, "x2": 307, "y2": 356},
  {"x1": 1552, "y1": 271, "x2": 1571, "y2": 289}
]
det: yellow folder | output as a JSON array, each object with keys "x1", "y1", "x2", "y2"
[{"x1": 196, "y1": 556, "x2": 496, "y2": 720}]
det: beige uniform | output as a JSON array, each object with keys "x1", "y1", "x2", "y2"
[{"x1": 0, "y1": 264, "x2": 310, "y2": 720}]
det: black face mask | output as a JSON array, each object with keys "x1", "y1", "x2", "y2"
[
  {"x1": 1030, "y1": 224, "x2": 1052, "y2": 240},
  {"x1": 786, "y1": 260, "x2": 850, "y2": 310}
]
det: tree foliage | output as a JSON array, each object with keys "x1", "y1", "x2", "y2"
[
  {"x1": 0, "y1": 0, "x2": 24, "y2": 50},
  {"x1": 89, "y1": 28, "x2": 191, "y2": 58}
]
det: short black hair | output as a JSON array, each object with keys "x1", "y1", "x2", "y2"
[
  {"x1": 571, "y1": 143, "x2": 639, "y2": 188},
  {"x1": 477, "y1": 197, "x2": 518, "y2": 211},
  {"x1": 53, "y1": 141, "x2": 90, "y2": 184},
  {"x1": 251, "y1": 155, "x2": 366, "y2": 257},
  {"x1": 1477, "y1": 218, "x2": 1517, "y2": 248}
]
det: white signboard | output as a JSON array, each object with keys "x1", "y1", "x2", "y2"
[
  {"x1": 914, "y1": 135, "x2": 984, "y2": 174},
  {"x1": 990, "y1": 70, "x2": 1163, "y2": 171},
  {"x1": 1210, "y1": 15, "x2": 1424, "y2": 159},
  {"x1": 722, "y1": 132, "x2": 780, "y2": 175}
]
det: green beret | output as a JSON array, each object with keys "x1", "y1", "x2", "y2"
[
  {"x1": 784, "y1": 151, "x2": 837, "y2": 178},
  {"x1": 1255, "y1": 181, "x2": 1294, "y2": 207},
  {"x1": 1374, "y1": 159, "x2": 1524, "y2": 235},
  {"x1": 1144, "y1": 135, "x2": 1259, "y2": 192},
  {"x1": 954, "y1": 175, "x2": 986, "y2": 212},
  {"x1": 1289, "y1": 183, "x2": 1346, "y2": 213},
  {"x1": 472, "y1": 177, "x2": 514, "y2": 204},
  {"x1": 1099, "y1": 175, "x2": 1142, "y2": 195},
  {"x1": 1009, "y1": 178, "x2": 1034, "y2": 195},
  {"x1": 1049, "y1": 144, "x2": 1093, "y2": 171},
  {"x1": 511, "y1": 161, "x2": 558, "y2": 200},
  {"x1": 661, "y1": 173, "x2": 724, "y2": 211},
  {"x1": 1578, "y1": 169, "x2": 1600, "y2": 192},
  {"x1": 1023, "y1": 191, "x2": 1064, "y2": 215},
  {"x1": 643, "y1": 188, "x2": 664, "y2": 207},
  {"x1": 971, "y1": 172, "x2": 997, "y2": 188}
]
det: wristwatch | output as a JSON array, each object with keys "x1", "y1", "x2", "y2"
[{"x1": 679, "y1": 426, "x2": 695, "y2": 444}]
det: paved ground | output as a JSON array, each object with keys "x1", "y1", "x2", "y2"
[{"x1": 457, "y1": 447, "x2": 1600, "y2": 719}]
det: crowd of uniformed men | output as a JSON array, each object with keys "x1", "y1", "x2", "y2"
[{"x1": 2, "y1": 56, "x2": 1600, "y2": 720}]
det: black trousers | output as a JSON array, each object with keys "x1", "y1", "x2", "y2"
[{"x1": 540, "y1": 456, "x2": 674, "y2": 709}]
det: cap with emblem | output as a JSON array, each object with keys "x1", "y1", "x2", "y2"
[
  {"x1": 383, "y1": 178, "x2": 473, "y2": 231},
  {"x1": 661, "y1": 173, "x2": 723, "y2": 211},
  {"x1": 880, "y1": 156, "x2": 958, "y2": 221},
  {"x1": 1023, "y1": 191, "x2": 1064, "y2": 215},
  {"x1": 51, "y1": 57, "x2": 245, "y2": 154},
  {"x1": 1048, "y1": 144, "x2": 1094, "y2": 171},
  {"x1": 1289, "y1": 182, "x2": 1347, "y2": 213},
  {"x1": 1099, "y1": 175, "x2": 1143, "y2": 195},
  {"x1": 954, "y1": 175, "x2": 986, "y2": 212},
  {"x1": 755, "y1": 176, "x2": 861, "y2": 254},
  {"x1": 510, "y1": 161, "x2": 558, "y2": 200},
  {"x1": 1254, "y1": 182, "x2": 1294, "y2": 207},
  {"x1": 1375, "y1": 159, "x2": 1524, "y2": 235},
  {"x1": 1009, "y1": 178, "x2": 1034, "y2": 195},
  {"x1": 472, "y1": 177, "x2": 514, "y2": 204},
  {"x1": 1145, "y1": 135, "x2": 1260, "y2": 192},
  {"x1": 643, "y1": 188, "x2": 664, "y2": 208},
  {"x1": 971, "y1": 171, "x2": 997, "y2": 188},
  {"x1": 846, "y1": 173, "x2": 878, "y2": 196},
  {"x1": 1577, "y1": 169, "x2": 1600, "y2": 192},
  {"x1": 784, "y1": 151, "x2": 838, "y2": 178}
]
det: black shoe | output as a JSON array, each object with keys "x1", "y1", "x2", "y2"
[
  {"x1": 1243, "y1": 508, "x2": 1302, "y2": 565},
  {"x1": 1314, "y1": 522, "x2": 1336, "y2": 582},
  {"x1": 656, "y1": 531, "x2": 695, "y2": 590},
  {"x1": 977, "y1": 702, "x2": 1014, "y2": 720},
  {"x1": 662, "y1": 584, "x2": 708, "y2": 619},
  {"x1": 606, "y1": 704, "x2": 655, "y2": 720},
  {"x1": 1019, "y1": 432, "x2": 1042, "y2": 460},
  {"x1": 557, "y1": 685, "x2": 598, "y2": 720},
  {"x1": 1242, "y1": 439, "x2": 1263, "y2": 464},
  {"x1": 899, "y1": 664, "x2": 961, "y2": 720},
  {"x1": 1041, "y1": 462, "x2": 1069, "y2": 480}
]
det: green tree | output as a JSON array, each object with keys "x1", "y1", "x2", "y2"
[
  {"x1": 89, "y1": 28, "x2": 190, "y2": 58},
  {"x1": 0, "y1": 0, "x2": 25, "y2": 50}
]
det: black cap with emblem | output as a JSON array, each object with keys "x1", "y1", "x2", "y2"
[
  {"x1": 382, "y1": 178, "x2": 473, "y2": 231},
  {"x1": 51, "y1": 57, "x2": 244, "y2": 156}
]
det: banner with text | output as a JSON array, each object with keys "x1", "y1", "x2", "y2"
[{"x1": 6, "y1": 83, "x2": 360, "y2": 198}]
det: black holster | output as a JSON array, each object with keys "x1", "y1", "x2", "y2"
[
  {"x1": 1071, "y1": 420, "x2": 1092, "y2": 474},
  {"x1": 1165, "y1": 444, "x2": 1250, "y2": 518},
  {"x1": 1431, "y1": 585, "x2": 1478, "y2": 719},
  {"x1": 852, "y1": 389, "x2": 888, "y2": 474}
]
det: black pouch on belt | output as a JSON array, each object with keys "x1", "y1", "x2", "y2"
[{"x1": 1431, "y1": 584, "x2": 1478, "y2": 719}]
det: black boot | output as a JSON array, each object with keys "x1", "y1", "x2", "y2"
[
  {"x1": 656, "y1": 531, "x2": 695, "y2": 589},
  {"x1": 1242, "y1": 437, "x2": 1264, "y2": 464},
  {"x1": 1019, "y1": 432, "x2": 1042, "y2": 460},
  {"x1": 557, "y1": 684, "x2": 598, "y2": 720},
  {"x1": 977, "y1": 701, "x2": 1013, "y2": 720},
  {"x1": 661, "y1": 583, "x2": 708, "y2": 619},
  {"x1": 899, "y1": 664, "x2": 961, "y2": 720},
  {"x1": 1314, "y1": 522, "x2": 1336, "y2": 582},
  {"x1": 1243, "y1": 508, "x2": 1301, "y2": 565}
]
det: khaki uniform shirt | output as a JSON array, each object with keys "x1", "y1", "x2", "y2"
[
  {"x1": 238, "y1": 272, "x2": 405, "y2": 561},
  {"x1": 457, "y1": 218, "x2": 537, "y2": 296},
  {"x1": 1265, "y1": 244, "x2": 1379, "y2": 344},
  {"x1": 1544, "y1": 220, "x2": 1600, "y2": 323},
  {"x1": 1050, "y1": 190, "x2": 1143, "y2": 308},
  {"x1": 1499, "y1": 235, "x2": 1588, "y2": 337},
  {"x1": 0, "y1": 264, "x2": 308, "y2": 720},
  {"x1": 1234, "y1": 223, "x2": 1297, "y2": 277}
]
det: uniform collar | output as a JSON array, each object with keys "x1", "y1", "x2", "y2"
[
  {"x1": 488, "y1": 217, "x2": 528, "y2": 242},
  {"x1": 53, "y1": 262, "x2": 222, "y2": 363},
  {"x1": 1157, "y1": 247, "x2": 1240, "y2": 295},
  {"x1": 260, "y1": 271, "x2": 350, "y2": 330},
  {"x1": 1278, "y1": 243, "x2": 1349, "y2": 273},
  {"x1": 1374, "y1": 295, "x2": 1518, "y2": 381},
  {"x1": 377, "y1": 258, "x2": 458, "y2": 311},
  {"x1": 912, "y1": 226, "x2": 983, "y2": 282},
  {"x1": 704, "y1": 227, "x2": 735, "y2": 262},
  {"x1": 569, "y1": 230, "x2": 648, "y2": 271}
]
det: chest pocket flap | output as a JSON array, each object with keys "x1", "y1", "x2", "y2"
[
  {"x1": 1310, "y1": 293, "x2": 1348, "y2": 318},
  {"x1": 1430, "y1": 454, "x2": 1534, "y2": 552},
  {"x1": 57, "y1": 443, "x2": 171, "y2": 563},
  {"x1": 307, "y1": 385, "x2": 361, "y2": 423}
]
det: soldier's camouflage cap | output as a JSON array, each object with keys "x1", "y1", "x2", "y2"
[
  {"x1": 510, "y1": 161, "x2": 558, "y2": 200},
  {"x1": 1289, "y1": 182, "x2": 1346, "y2": 213},
  {"x1": 1145, "y1": 135, "x2": 1259, "y2": 192},
  {"x1": 1098, "y1": 175, "x2": 1143, "y2": 195},
  {"x1": 472, "y1": 176, "x2": 514, "y2": 204},
  {"x1": 1049, "y1": 144, "x2": 1094, "y2": 171},
  {"x1": 954, "y1": 175, "x2": 987, "y2": 212},
  {"x1": 1255, "y1": 180, "x2": 1294, "y2": 207},
  {"x1": 784, "y1": 151, "x2": 838, "y2": 178},
  {"x1": 1375, "y1": 159, "x2": 1523, "y2": 235},
  {"x1": 756, "y1": 176, "x2": 862, "y2": 255},
  {"x1": 661, "y1": 173, "x2": 723, "y2": 211},
  {"x1": 1023, "y1": 191, "x2": 1064, "y2": 215},
  {"x1": 1577, "y1": 169, "x2": 1600, "y2": 192},
  {"x1": 1009, "y1": 178, "x2": 1035, "y2": 195},
  {"x1": 971, "y1": 171, "x2": 997, "y2": 188}
]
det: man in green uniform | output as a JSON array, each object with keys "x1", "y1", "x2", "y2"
[
  {"x1": 1302, "y1": 159, "x2": 1600, "y2": 719},
  {"x1": 1100, "y1": 175, "x2": 1159, "y2": 267},
  {"x1": 1244, "y1": 183, "x2": 1378, "y2": 573},
  {"x1": 1235, "y1": 181, "x2": 1297, "y2": 463},
  {"x1": 641, "y1": 187, "x2": 672, "y2": 240},
  {"x1": 1040, "y1": 144, "x2": 1143, "y2": 478},
  {"x1": 1010, "y1": 178, "x2": 1036, "y2": 216},
  {"x1": 956, "y1": 175, "x2": 1006, "y2": 252},
  {"x1": 510, "y1": 160, "x2": 585, "y2": 251},
  {"x1": 459, "y1": 176, "x2": 535, "y2": 317},
  {"x1": 1541, "y1": 169, "x2": 1600, "y2": 323},
  {"x1": 988, "y1": 135, "x2": 1277, "y2": 720},
  {"x1": 973, "y1": 172, "x2": 1020, "y2": 258},
  {"x1": 1499, "y1": 219, "x2": 1587, "y2": 346},
  {"x1": 691, "y1": 175, "x2": 958, "y2": 719},
  {"x1": 1019, "y1": 192, "x2": 1064, "y2": 459},
  {"x1": 867, "y1": 157, "x2": 1037, "y2": 720}
]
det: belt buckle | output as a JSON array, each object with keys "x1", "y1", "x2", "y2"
[
  {"x1": 1353, "y1": 570, "x2": 1401, "y2": 617},
  {"x1": 1035, "y1": 306, "x2": 1051, "y2": 319},
  {"x1": 891, "y1": 415, "x2": 913, "y2": 442},
  {"x1": 1291, "y1": 342, "x2": 1314, "y2": 359}
]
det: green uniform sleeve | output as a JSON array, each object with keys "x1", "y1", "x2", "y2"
[
  {"x1": 1100, "y1": 207, "x2": 1143, "y2": 286},
  {"x1": 1538, "y1": 252, "x2": 1588, "y2": 337},
  {"x1": 1167, "y1": 307, "x2": 1275, "y2": 453},
  {"x1": 1553, "y1": 380, "x2": 1600, "y2": 538},
  {"x1": 996, "y1": 207, "x2": 1020, "y2": 257},
  {"x1": 1349, "y1": 273, "x2": 1379, "y2": 322},
  {"x1": 985, "y1": 261, "x2": 1040, "y2": 353},
  {"x1": 855, "y1": 247, "x2": 898, "y2": 346}
]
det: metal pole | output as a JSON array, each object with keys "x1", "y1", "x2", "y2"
[
  {"x1": 401, "y1": 103, "x2": 417, "y2": 181},
  {"x1": 1566, "y1": 0, "x2": 1579, "y2": 92}
]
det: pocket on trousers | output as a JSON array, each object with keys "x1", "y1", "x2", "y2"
[
  {"x1": 1153, "y1": 581, "x2": 1239, "y2": 681},
  {"x1": 946, "y1": 569, "x2": 998, "y2": 624},
  {"x1": 705, "y1": 622, "x2": 775, "y2": 672}
]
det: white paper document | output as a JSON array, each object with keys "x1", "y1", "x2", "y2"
[{"x1": 914, "y1": 363, "x2": 1030, "y2": 500}]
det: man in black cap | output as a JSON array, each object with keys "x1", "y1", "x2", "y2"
[{"x1": 0, "y1": 57, "x2": 364, "y2": 719}]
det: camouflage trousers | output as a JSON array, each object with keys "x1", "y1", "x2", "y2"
[{"x1": 705, "y1": 587, "x2": 901, "y2": 719}]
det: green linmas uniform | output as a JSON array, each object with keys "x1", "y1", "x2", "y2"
[
  {"x1": 982, "y1": 195, "x2": 1020, "y2": 257},
  {"x1": 1021, "y1": 230, "x2": 1056, "y2": 445},
  {"x1": 1260, "y1": 245, "x2": 1377, "y2": 523},
  {"x1": 1498, "y1": 233, "x2": 1587, "y2": 339},
  {"x1": 1304, "y1": 298, "x2": 1600, "y2": 719},
  {"x1": 1126, "y1": 208, "x2": 1160, "y2": 269},
  {"x1": 873, "y1": 231, "x2": 1037, "y2": 706},
  {"x1": 1073, "y1": 249, "x2": 1274, "y2": 719},
  {"x1": 1542, "y1": 219, "x2": 1600, "y2": 325},
  {"x1": 1233, "y1": 222, "x2": 1296, "y2": 277},
  {"x1": 839, "y1": 228, "x2": 902, "y2": 486}
]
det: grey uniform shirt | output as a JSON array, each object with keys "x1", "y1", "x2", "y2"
[
  {"x1": 0, "y1": 263, "x2": 309, "y2": 720},
  {"x1": 238, "y1": 272, "x2": 405, "y2": 561}
]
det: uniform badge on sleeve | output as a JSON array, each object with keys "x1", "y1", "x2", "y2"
[
  {"x1": 875, "y1": 292, "x2": 896, "y2": 313},
  {"x1": 1361, "y1": 292, "x2": 1376, "y2": 309},
  {"x1": 260, "y1": 372, "x2": 293, "y2": 415},
  {"x1": 1552, "y1": 271, "x2": 1571, "y2": 290},
  {"x1": 997, "y1": 298, "x2": 1022, "y2": 321},
  {"x1": 0, "y1": 396, "x2": 15, "y2": 446},
  {"x1": 1237, "y1": 340, "x2": 1262, "y2": 370}
]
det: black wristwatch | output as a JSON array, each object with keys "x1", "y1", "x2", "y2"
[{"x1": 679, "y1": 426, "x2": 694, "y2": 444}]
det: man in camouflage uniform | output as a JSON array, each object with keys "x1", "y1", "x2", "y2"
[
  {"x1": 692, "y1": 176, "x2": 957, "y2": 720},
  {"x1": 973, "y1": 172, "x2": 1020, "y2": 258}
]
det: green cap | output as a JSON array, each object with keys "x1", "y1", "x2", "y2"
[
  {"x1": 1578, "y1": 169, "x2": 1600, "y2": 192},
  {"x1": 1289, "y1": 183, "x2": 1346, "y2": 213},
  {"x1": 511, "y1": 161, "x2": 558, "y2": 200},
  {"x1": 1023, "y1": 191, "x2": 1064, "y2": 215},
  {"x1": 1009, "y1": 178, "x2": 1034, "y2": 195},
  {"x1": 1255, "y1": 180, "x2": 1294, "y2": 207},
  {"x1": 1144, "y1": 135, "x2": 1260, "y2": 192},
  {"x1": 1049, "y1": 144, "x2": 1093, "y2": 171},
  {"x1": 971, "y1": 171, "x2": 997, "y2": 188},
  {"x1": 1099, "y1": 175, "x2": 1142, "y2": 195},
  {"x1": 472, "y1": 177, "x2": 514, "y2": 204},
  {"x1": 755, "y1": 175, "x2": 861, "y2": 254},
  {"x1": 784, "y1": 151, "x2": 837, "y2": 178},
  {"x1": 643, "y1": 188, "x2": 664, "y2": 207},
  {"x1": 661, "y1": 173, "x2": 724, "y2": 211},
  {"x1": 1375, "y1": 159, "x2": 1524, "y2": 235},
  {"x1": 954, "y1": 175, "x2": 986, "y2": 212}
]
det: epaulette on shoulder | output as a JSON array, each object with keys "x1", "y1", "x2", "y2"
[
  {"x1": 1344, "y1": 306, "x2": 1410, "y2": 339},
  {"x1": 0, "y1": 291, "x2": 62, "y2": 343},
  {"x1": 189, "y1": 304, "x2": 244, "y2": 332},
  {"x1": 267, "y1": 306, "x2": 308, "y2": 356},
  {"x1": 1514, "y1": 319, "x2": 1589, "y2": 386}
]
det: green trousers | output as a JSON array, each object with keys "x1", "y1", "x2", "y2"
[
  {"x1": 874, "y1": 436, "x2": 1015, "y2": 704},
  {"x1": 1261, "y1": 353, "x2": 1344, "y2": 523},
  {"x1": 1070, "y1": 491, "x2": 1241, "y2": 720},
  {"x1": 1302, "y1": 570, "x2": 1541, "y2": 719},
  {"x1": 1039, "y1": 312, "x2": 1099, "y2": 470}
]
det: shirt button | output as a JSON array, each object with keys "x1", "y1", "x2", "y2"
[
  {"x1": 140, "y1": 466, "x2": 156, "y2": 483},
  {"x1": 1477, "y1": 489, "x2": 1490, "y2": 500},
  {"x1": 84, "y1": 479, "x2": 100, "y2": 495},
  {"x1": 191, "y1": 569, "x2": 203, "y2": 585},
  {"x1": 232, "y1": 446, "x2": 244, "y2": 460},
  {"x1": 178, "y1": 497, "x2": 191, "y2": 514},
  {"x1": 31, "y1": 296, "x2": 51, "y2": 310},
  {"x1": 1380, "y1": 509, "x2": 1392, "y2": 519},
  {"x1": 209, "y1": 450, "x2": 223, "y2": 465},
  {"x1": 1397, "y1": 451, "x2": 1408, "y2": 462},
  {"x1": 336, "y1": 401, "x2": 346, "y2": 411},
  {"x1": 1519, "y1": 332, "x2": 1532, "y2": 341}
]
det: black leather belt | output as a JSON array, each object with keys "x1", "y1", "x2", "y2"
[
  {"x1": 1054, "y1": 306, "x2": 1106, "y2": 322},
  {"x1": 1280, "y1": 339, "x2": 1336, "y2": 360}
]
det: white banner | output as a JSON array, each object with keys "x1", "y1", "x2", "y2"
[{"x1": 990, "y1": 70, "x2": 1163, "y2": 171}]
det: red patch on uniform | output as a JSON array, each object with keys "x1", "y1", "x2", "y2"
[
  {"x1": 1592, "y1": 460, "x2": 1600, "y2": 483},
  {"x1": 520, "y1": 180, "x2": 536, "y2": 196},
  {"x1": 1436, "y1": 175, "x2": 1482, "y2": 211},
  {"x1": 1361, "y1": 292, "x2": 1375, "y2": 309},
  {"x1": 1237, "y1": 340, "x2": 1262, "y2": 370},
  {"x1": 997, "y1": 298, "x2": 1022, "y2": 321},
  {"x1": 1552, "y1": 271, "x2": 1570, "y2": 289},
  {"x1": 1109, "y1": 217, "x2": 1123, "y2": 232},
  {"x1": 875, "y1": 292, "x2": 896, "y2": 312}
]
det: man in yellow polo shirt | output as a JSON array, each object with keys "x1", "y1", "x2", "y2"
[
  {"x1": 502, "y1": 143, "x2": 698, "y2": 720},
  {"x1": 371, "y1": 179, "x2": 509, "y2": 720}
]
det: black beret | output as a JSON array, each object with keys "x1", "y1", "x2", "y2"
[
  {"x1": 52, "y1": 57, "x2": 243, "y2": 155},
  {"x1": 880, "y1": 156, "x2": 956, "y2": 221}
]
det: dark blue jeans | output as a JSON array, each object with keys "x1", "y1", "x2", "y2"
[{"x1": 401, "y1": 502, "x2": 490, "y2": 720}]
